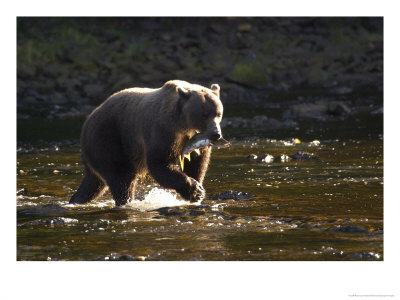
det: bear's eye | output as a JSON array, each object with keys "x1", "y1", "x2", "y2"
[{"x1": 202, "y1": 112, "x2": 209, "y2": 119}]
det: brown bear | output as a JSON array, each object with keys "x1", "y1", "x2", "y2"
[{"x1": 70, "y1": 80, "x2": 224, "y2": 206}]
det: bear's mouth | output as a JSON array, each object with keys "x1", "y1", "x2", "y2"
[
  {"x1": 211, "y1": 137, "x2": 230, "y2": 146},
  {"x1": 203, "y1": 132, "x2": 222, "y2": 142},
  {"x1": 179, "y1": 133, "x2": 229, "y2": 171}
]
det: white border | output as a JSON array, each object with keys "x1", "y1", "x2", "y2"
[{"x1": 3, "y1": 1, "x2": 399, "y2": 299}]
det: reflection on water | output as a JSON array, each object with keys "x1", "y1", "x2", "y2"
[{"x1": 17, "y1": 136, "x2": 383, "y2": 261}]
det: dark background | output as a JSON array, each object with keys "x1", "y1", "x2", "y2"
[{"x1": 17, "y1": 17, "x2": 383, "y2": 120}]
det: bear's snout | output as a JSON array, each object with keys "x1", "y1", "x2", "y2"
[
  {"x1": 209, "y1": 132, "x2": 222, "y2": 141},
  {"x1": 205, "y1": 121, "x2": 222, "y2": 141}
]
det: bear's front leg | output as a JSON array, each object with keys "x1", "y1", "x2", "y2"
[
  {"x1": 183, "y1": 147, "x2": 211, "y2": 184},
  {"x1": 147, "y1": 155, "x2": 205, "y2": 202}
]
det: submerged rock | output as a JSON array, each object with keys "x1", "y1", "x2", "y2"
[
  {"x1": 345, "y1": 252, "x2": 381, "y2": 260},
  {"x1": 327, "y1": 225, "x2": 366, "y2": 233},
  {"x1": 247, "y1": 154, "x2": 258, "y2": 160},
  {"x1": 290, "y1": 151, "x2": 320, "y2": 161},
  {"x1": 117, "y1": 254, "x2": 136, "y2": 261},
  {"x1": 211, "y1": 190, "x2": 254, "y2": 200},
  {"x1": 188, "y1": 209, "x2": 206, "y2": 216},
  {"x1": 154, "y1": 207, "x2": 185, "y2": 216}
]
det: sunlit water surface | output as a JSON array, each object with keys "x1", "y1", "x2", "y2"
[{"x1": 17, "y1": 136, "x2": 383, "y2": 261}]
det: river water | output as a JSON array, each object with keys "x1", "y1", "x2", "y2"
[{"x1": 17, "y1": 93, "x2": 383, "y2": 261}]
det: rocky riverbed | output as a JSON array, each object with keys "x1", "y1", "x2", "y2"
[{"x1": 17, "y1": 17, "x2": 382, "y2": 119}]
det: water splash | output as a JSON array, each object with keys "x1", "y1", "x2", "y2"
[
  {"x1": 56, "y1": 188, "x2": 198, "y2": 211},
  {"x1": 62, "y1": 198, "x2": 115, "y2": 209},
  {"x1": 126, "y1": 188, "x2": 200, "y2": 211}
]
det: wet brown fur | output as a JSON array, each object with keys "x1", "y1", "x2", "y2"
[{"x1": 70, "y1": 80, "x2": 223, "y2": 206}]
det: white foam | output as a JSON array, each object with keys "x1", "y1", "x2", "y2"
[
  {"x1": 61, "y1": 187, "x2": 200, "y2": 211},
  {"x1": 62, "y1": 198, "x2": 115, "y2": 209},
  {"x1": 126, "y1": 187, "x2": 200, "y2": 211}
]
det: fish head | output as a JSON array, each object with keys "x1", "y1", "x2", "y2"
[{"x1": 212, "y1": 137, "x2": 230, "y2": 147}]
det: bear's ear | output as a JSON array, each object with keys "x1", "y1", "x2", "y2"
[
  {"x1": 178, "y1": 87, "x2": 191, "y2": 100},
  {"x1": 210, "y1": 83, "x2": 220, "y2": 97}
]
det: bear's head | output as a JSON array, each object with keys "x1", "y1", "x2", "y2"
[{"x1": 178, "y1": 83, "x2": 223, "y2": 141}]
